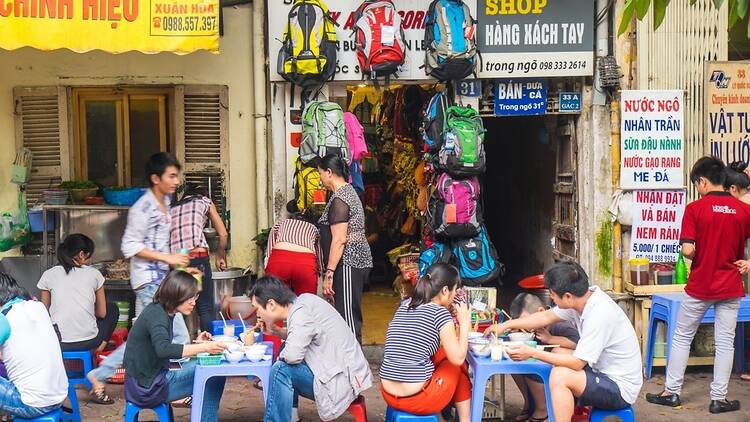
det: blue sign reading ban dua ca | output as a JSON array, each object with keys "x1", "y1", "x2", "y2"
[{"x1": 494, "y1": 79, "x2": 548, "y2": 116}]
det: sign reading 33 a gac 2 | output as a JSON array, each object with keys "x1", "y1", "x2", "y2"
[{"x1": 477, "y1": 0, "x2": 594, "y2": 78}]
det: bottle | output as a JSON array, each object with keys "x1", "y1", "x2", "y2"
[{"x1": 674, "y1": 254, "x2": 687, "y2": 285}]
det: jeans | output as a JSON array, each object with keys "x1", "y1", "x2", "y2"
[
  {"x1": 665, "y1": 296, "x2": 741, "y2": 400},
  {"x1": 192, "y1": 256, "x2": 214, "y2": 333},
  {"x1": 264, "y1": 361, "x2": 316, "y2": 422},
  {"x1": 167, "y1": 360, "x2": 225, "y2": 422},
  {"x1": 0, "y1": 376, "x2": 61, "y2": 418},
  {"x1": 89, "y1": 283, "x2": 189, "y2": 383}
]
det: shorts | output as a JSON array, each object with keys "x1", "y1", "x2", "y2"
[{"x1": 577, "y1": 366, "x2": 629, "y2": 410}]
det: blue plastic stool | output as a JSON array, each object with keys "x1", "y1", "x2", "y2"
[
  {"x1": 62, "y1": 350, "x2": 94, "y2": 390},
  {"x1": 385, "y1": 407, "x2": 439, "y2": 422},
  {"x1": 589, "y1": 405, "x2": 635, "y2": 422},
  {"x1": 64, "y1": 382, "x2": 81, "y2": 422},
  {"x1": 14, "y1": 408, "x2": 64, "y2": 421},
  {"x1": 124, "y1": 402, "x2": 172, "y2": 422},
  {"x1": 644, "y1": 293, "x2": 750, "y2": 378}
]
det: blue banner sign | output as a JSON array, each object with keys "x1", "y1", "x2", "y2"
[
  {"x1": 559, "y1": 92, "x2": 582, "y2": 113},
  {"x1": 494, "y1": 79, "x2": 548, "y2": 116}
]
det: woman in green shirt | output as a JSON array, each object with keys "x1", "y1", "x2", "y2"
[{"x1": 123, "y1": 271, "x2": 226, "y2": 421}]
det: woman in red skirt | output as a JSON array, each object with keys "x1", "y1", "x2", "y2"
[{"x1": 264, "y1": 202, "x2": 322, "y2": 296}]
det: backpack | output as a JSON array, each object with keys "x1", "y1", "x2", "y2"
[
  {"x1": 300, "y1": 101, "x2": 351, "y2": 165},
  {"x1": 422, "y1": 91, "x2": 450, "y2": 153},
  {"x1": 292, "y1": 158, "x2": 328, "y2": 215},
  {"x1": 435, "y1": 106, "x2": 486, "y2": 177},
  {"x1": 418, "y1": 241, "x2": 451, "y2": 277},
  {"x1": 424, "y1": 0, "x2": 478, "y2": 81},
  {"x1": 451, "y1": 226, "x2": 504, "y2": 286},
  {"x1": 354, "y1": 0, "x2": 406, "y2": 84},
  {"x1": 277, "y1": 0, "x2": 338, "y2": 89},
  {"x1": 426, "y1": 173, "x2": 482, "y2": 238},
  {"x1": 344, "y1": 112, "x2": 368, "y2": 162}
]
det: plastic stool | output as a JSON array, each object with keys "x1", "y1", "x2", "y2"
[
  {"x1": 64, "y1": 382, "x2": 81, "y2": 422},
  {"x1": 324, "y1": 395, "x2": 367, "y2": 422},
  {"x1": 14, "y1": 408, "x2": 64, "y2": 421},
  {"x1": 385, "y1": 406, "x2": 439, "y2": 422},
  {"x1": 62, "y1": 350, "x2": 94, "y2": 390},
  {"x1": 124, "y1": 402, "x2": 172, "y2": 422},
  {"x1": 589, "y1": 405, "x2": 635, "y2": 422}
]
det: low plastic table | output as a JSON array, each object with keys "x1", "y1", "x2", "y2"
[
  {"x1": 190, "y1": 342, "x2": 274, "y2": 421},
  {"x1": 644, "y1": 293, "x2": 750, "y2": 378},
  {"x1": 466, "y1": 352, "x2": 554, "y2": 422}
]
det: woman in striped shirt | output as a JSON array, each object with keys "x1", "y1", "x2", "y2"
[
  {"x1": 380, "y1": 263, "x2": 472, "y2": 420},
  {"x1": 264, "y1": 202, "x2": 322, "y2": 296}
]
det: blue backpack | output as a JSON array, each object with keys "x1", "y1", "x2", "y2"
[
  {"x1": 419, "y1": 241, "x2": 452, "y2": 277},
  {"x1": 422, "y1": 91, "x2": 449, "y2": 153},
  {"x1": 451, "y1": 226, "x2": 504, "y2": 286},
  {"x1": 424, "y1": 0, "x2": 478, "y2": 81}
]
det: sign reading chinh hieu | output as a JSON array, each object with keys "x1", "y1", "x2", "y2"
[{"x1": 0, "y1": 0, "x2": 219, "y2": 54}]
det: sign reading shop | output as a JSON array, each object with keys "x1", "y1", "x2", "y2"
[{"x1": 477, "y1": 0, "x2": 593, "y2": 78}]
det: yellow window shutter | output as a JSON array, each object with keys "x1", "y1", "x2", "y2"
[
  {"x1": 13, "y1": 86, "x2": 71, "y2": 207},
  {"x1": 174, "y1": 85, "x2": 229, "y2": 211}
]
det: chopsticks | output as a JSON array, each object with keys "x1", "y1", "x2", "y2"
[{"x1": 500, "y1": 308, "x2": 531, "y2": 333}]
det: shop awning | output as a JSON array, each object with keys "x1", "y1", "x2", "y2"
[{"x1": 0, "y1": 0, "x2": 219, "y2": 54}]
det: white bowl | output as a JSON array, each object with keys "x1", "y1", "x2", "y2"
[
  {"x1": 468, "y1": 332, "x2": 484, "y2": 340},
  {"x1": 224, "y1": 350, "x2": 244, "y2": 363},
  {"x1": 247, "y1": 344, "x2": 268, "y2": 354},
  {"x1": 508, "y1": 332, "x2": 535, "y2": 342},
  {"x1": 469, "y1": 342, "x2": 492, "y2": 357},
  {"x1": 245, "y1": 350, "x2": 265, "y2": 362}
]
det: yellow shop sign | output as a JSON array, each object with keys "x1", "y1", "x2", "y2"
[{"x1": 0, "y1": 0, "x2": 219, "y2": 54}]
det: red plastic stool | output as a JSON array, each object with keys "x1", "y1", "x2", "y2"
[
  {"x1": 571, "y1": 406, "x2": 591, "y2": 422},
  {"x1": 262, "y1": 332, "x2": 283, "y2": 359},
  {"x1": 324, "y1": 395, "x2": 367, "y2": 422},
  {"x1": 518, "y1": 274, "x2": 545, "y2": 289}
]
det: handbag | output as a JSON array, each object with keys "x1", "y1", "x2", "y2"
[{"x1": 124, "y1": 368, "x2": 169, "y2": 409}]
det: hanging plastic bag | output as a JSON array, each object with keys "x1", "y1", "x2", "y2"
[{"x1": 0, "y1": 191, "x2": 31, "y2": 252}]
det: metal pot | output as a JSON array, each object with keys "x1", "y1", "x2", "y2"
[
  {"x1": 203, "y1": 227, "x2": 219, "y2": 252},
  {"x1": 212, "y1": 267, "x2": 253, "y2": 320}
]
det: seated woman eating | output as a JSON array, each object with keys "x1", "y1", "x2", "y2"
[
  {"x1": 123, "y1": 271, "x2": 226, "y2": 421},
  {"x1": 38, "y1": 234, "x2": 118, "y2": 354},
  {"x1": 380, "y1": 263, "x2": 472, "y2": 420}
]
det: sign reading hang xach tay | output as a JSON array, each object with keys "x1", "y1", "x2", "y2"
[{"x1": 0, "y1": 0, "x2": 219, "y2": 54}]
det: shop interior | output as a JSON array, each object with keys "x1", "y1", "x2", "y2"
[{"x1": 333, "y1": 84, "x2": 569, "y2": 344}]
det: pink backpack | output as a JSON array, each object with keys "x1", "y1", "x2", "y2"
[
  {"x1": 427, "y1": 173, "x2": 482, "y2": 238},
  {"x1": 344, "y1": 112, "x2": 368, "y2": 162}
]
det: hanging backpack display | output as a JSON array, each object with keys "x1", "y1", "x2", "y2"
[
  {"x1": 292, "y1": 158, "x2": 328, "y2": 215},
  {"x1": 354, "y1": 0, "x2": 407, "y2": 86},
  {"x1": 426, "y1": 173, "x2": 481, "y2": 238},
  {"x1": 435, "y1": 106, "x2": 486, "y2": 177},
  {"x1": 277, "y1": 0, "x2": 338, "y2": 89},
  {"x1": 422, "y1": 91, "x2": 449, "y2": 153},
  {"x1": 451, "y1": 226, "x2": 504, "y2": 286},
  {"x1": 344, "y1": 112, "x2": 369, "y2": 161},
  {"x1": 300, "y1": 101, "x2": 351, "y2": 165},
  {"x1": 424, "y1": 0, "x2": 478, "y2": 81}
]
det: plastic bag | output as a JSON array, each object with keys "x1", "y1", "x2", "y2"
[{"x1": 0, "y1": 191, "x2": 31, "y2": 252}]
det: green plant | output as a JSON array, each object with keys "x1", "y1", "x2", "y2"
[
  {"x1": 61, "y1": 180, "x2": 97, "y2": 189},
  {"x1": 252, "y1": 228, "x2": 271, "y2": 250},
  {"x1": 620, "y1": 0, "x2": 748, "y2": 37}
]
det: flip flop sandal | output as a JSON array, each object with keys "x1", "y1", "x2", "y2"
[
  {"x1": 253, "y1": 379, "x2": 263, "y2": 391},
  {"x1": 740, "y1": 373, "x2": 750, "y2": 381},
  {"x1": 529, "y1": 415, "x2": 548, "y2": 422},
  {"x1": 514, "y1": 410, "x2": 531, "y2": 422},
  {"x1": 172, "y1": 397, "x2": 193, "y2": 408},
  {"x1": 88, "y1": 387, "x2": 114, "y2": 405}
]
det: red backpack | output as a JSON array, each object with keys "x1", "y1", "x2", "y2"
[{"x1": 354, "y1": 1, "x2": 406, "y2": 87}]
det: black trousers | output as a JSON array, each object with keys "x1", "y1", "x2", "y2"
[
  {"x1": 333, "y1": 265, "x2": 370, "y2": 344},
  {"x1": 192, "y1": 256, "x2": 215, "y2": 333},
  {"x1": 60, "y1": 301, "x2": 119, "y2": 351}
]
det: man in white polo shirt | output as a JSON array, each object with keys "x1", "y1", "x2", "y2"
[{"x1": 487, "y1": 261, "x2": 643, "y2": 421}]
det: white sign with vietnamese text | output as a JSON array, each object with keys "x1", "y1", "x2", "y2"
[
  {"x1": 620, "y1": 90, "x2": 685, "y2": 189},
  {"x1": 629, "y1": 190, "x2": 687, "y2": 263}
]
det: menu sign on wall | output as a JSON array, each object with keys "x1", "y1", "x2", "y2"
[
  {"x1": 620, "y1": 90, "x2": 685, "y2": 189},
  {"x1": 629, "y1": 190, "x2": 686, "y2": 263},
  {"x1": 705, "y1": 62, "x2": 750, "y2": 165},
  {"x1": 476, "y1": 0, "x2": 594, "y2": 78}
]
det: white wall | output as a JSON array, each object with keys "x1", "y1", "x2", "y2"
[{"x1": 0, "y1": 5, "x2": 260, "y2": 266}]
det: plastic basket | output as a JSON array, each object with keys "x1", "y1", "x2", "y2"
[
  {"x1": 197, "y1": 353, "x2": 223, "y2": 366},
  {"x1": 103, "y1": 188, "x2": 146, "y2": 206}
]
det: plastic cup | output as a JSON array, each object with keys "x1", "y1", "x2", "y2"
[
  {"x1": 490, "y1": 344, "x2": 503, "y2": 361},
  {"x1": 223, "y1": 324, "x2": 236, "y2": 338}
]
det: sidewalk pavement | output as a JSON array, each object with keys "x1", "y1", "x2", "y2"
[{"x1": 73, "y1": 366, "x2": 750, "y2": 421}]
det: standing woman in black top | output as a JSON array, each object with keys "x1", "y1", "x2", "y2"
[{"x1": 318, "y1": 154, "x2": 373, "y2": 343}]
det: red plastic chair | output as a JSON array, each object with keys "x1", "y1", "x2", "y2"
[{"x1": 324, "y1": 395, "x2": 367, "y2": 422}]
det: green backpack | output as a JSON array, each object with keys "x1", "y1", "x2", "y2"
[
  {"x1": 435, "y1": 106, "x2": 486, "y2": 177},
  {"x1": 299, "y1": 101, "x2": 350, "y2": 166}
]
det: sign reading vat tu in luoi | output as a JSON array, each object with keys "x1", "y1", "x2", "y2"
[
  {"x1": 619, "y1": 90, "x2": 685, "y2": 190},
  {"x1": 629, "y1": 190, "x2": 686, "y2": 263},
  {"x1": 0, "y1": 0, "x2": 219, "y2": 54},
  {"x1": 704, "y1": 62, "x2": 750, "y2": 165}
]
